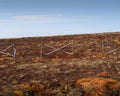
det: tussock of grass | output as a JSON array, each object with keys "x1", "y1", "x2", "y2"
[{"x1": 75, "y1": 77, "x2": 120, "y2": 96}]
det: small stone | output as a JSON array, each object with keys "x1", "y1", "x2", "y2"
[
  {"x1": 12, "y1": 80, "x2": 18, "y2": 84},
  {"x1": 19, "y1": 74, "x2": 25, "y2": 78},
  {"x1": 0, "y1": 65, "x2": 7, "y2": 68}
]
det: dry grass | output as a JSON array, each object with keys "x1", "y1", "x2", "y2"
[{"x1": 75, "y1": 77, "x2": 120, "y2": 96}]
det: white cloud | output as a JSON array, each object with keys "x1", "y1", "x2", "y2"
[
  {"x1": 0, "y1": 15, "x2": 85, "y2": 24},
  {"x1": 10, "y1": 15, "x2": 46, "y2": 20},
  {"x1": 0, "y1": 15, "x2": 60, "y2": 24}
]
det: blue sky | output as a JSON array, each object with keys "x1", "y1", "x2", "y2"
[{"x1": 0, "y1": 0, "x2": 120, "y2": 38}]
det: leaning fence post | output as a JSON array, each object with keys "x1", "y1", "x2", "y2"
[{"x1": 13, "y1": 44, "x2": 16, "y2": 58}]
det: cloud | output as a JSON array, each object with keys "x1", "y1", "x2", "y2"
[
  {"x1": 0, "y1": 15, "x2": 62, "y2": 24},
  {"x1": 12, "y1": 15, "x2": 63, "y2": 23},
  {"x1": 0, "y1": 15, "x2": 85, "y2": 24},
  {"x1": 10, "y1": 15, "x2": 45, "y2": 20}
]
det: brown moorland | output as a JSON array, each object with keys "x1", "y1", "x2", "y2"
[{"x1": 0, "y1": 32, "x2": 120, "y2": 96}]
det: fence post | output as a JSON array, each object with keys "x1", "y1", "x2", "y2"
[{"x1": 40, "y1": 42, "x2": 43, "y2": 58}]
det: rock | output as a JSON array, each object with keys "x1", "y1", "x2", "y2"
[
  {"x1": 19, "y1": 74, "x2": 25, "y2": 78},
  {"x1": 0, "y1": 65, "x2": 7, "y2": 68},
  {"x1": 11, "y1": 80, "x2": 18, "y2": 84}
]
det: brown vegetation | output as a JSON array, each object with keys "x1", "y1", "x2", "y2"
[
  {"x1": 75, "y1": 77, "x2": 120, "y2": 96},
  {"x1": 0, "y1": 32, "x2": 120, "y2": 96}
]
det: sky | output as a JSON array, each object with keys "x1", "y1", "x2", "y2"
[{"x1": 0, "y1": 0, "x2": 120, "y2": 38}]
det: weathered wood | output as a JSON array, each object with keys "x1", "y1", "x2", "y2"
[
  {"x1": 0, "y1": 44, "x2": 16, "y2": 58},
  {"x1": 44, "y1": 42, "x2": 74, "y2": 56}
]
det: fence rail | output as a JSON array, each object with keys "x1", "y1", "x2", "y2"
[
  {"x1": 40, "y1": 41, "x2": 74, "y2": 58},
  {"x1": 0, "y1": 44, "x2": 16, "y2": 58},
  {"x1": 0, "y1": 39, "x2": 119, "y2": 59}
]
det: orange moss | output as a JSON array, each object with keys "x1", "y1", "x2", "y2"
[
  {"x1": 96, "y1": 71, "x2": 109, "y2": 76},
  {"x1": 92, "y1": 54, "x2": 108, "y2": 59},
  {"x1": 75, "y1": 77, "x2": 120, "y2": 96},
  {"x1": 14, "y1": 90, "x2": 23, "y2": 96},
  {"x1": 16, "y1": 83, "x2": 49, "y2": 96},
  {"x1": 18, "y1": 83, "x2": 30, "y2": 89}
]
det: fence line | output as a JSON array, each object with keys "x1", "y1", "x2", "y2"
[
  {"x1": 0, "y1": 44, "x2": 16, "y2": 58},
  {"x1": 40, "y1": 41, "x2": 74, "y2": 58},
  {"x1": 0, "y1": 39, "x2": 119, "y2": 59}
]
